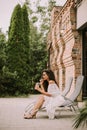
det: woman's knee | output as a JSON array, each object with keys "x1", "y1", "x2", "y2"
[{"x1": 38, "y1": 95, "x2": 44, "y2": 101}]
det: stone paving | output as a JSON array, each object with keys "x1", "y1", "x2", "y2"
[{"x1": 0, "y1": 95, "x2": 86, "y2": 130}]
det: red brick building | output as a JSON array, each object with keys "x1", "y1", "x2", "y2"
[{"x1": 47, "y1": 0, "x2": 87, "y2": 100}]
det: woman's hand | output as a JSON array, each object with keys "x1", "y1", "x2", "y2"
[
  {"x1": 35, "y1": 83, "x2": 40, "y2": 91},
  {"x1": 39, "y1": 79, "x2": 44, "y2": 86},
  {"x1": 35, "y1": 83, "x2": 52, "y2": 96},
  {"x1": 35, "y1": 79, "x2": 44, "y2": 91}
]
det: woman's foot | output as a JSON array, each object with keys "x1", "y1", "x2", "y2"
[
  {"x1": 24, "y1": 113, "x2": 36, "y2": 119},
  {"x1": 24, "y1": 109, "x2": 38, "y2": 119}
]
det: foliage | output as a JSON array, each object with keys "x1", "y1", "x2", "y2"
[
  {"x1": 0, "y1": 30, "x2": 6, "y2": 68},
  {"x1": 31, "y1": 16, "x2": 38, "y2": 23},
  {"x1": 24, "y1": 0, "x2": 48, "y2": 86},
  {"x1": 0, "y1": 29, "x2": 7, "y2": 95},
  {"x1": 28, "y1": 22, "x2": 48, "y2": 87},
  {"x1": 47, "y1": 0, "x2": 56, "y2": 12},
  {"x1": 22, "y1": 4, "x2": 30, "y2": 44},
  {"x1": 0, "y1": 0, "x2": 57, "y2": 96},
  {"x1": 36, "y1": 0, "x2": 56, "y2": 35},
  {"x1": 5, "y1": 4, "x2": 30, "y2": 95},
  {"x1": 73, "y1": 101, "x2": 87, "y2": 129}
]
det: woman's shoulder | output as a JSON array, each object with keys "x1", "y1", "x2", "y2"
[
  {"x1": 49, "y1": 80, "x2": 59, "y2": 87},
  {"x1": 49, "y1": 80, "x2": 55, "y2": 84}
]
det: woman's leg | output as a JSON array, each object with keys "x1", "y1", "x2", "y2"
[
  {"x1": 33, "y1": 95, "x2": 45, "y2": 111},
  {"x1": 24, "y1": 95, "x2": 44, "y2": 119}
]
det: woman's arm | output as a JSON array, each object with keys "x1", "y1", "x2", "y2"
[
  {"x1": 38, "y1": 88, "x2": 52, "y2": 97},
  {"x1": 35, "y1": 81, "x2": 45, "y2": 91},
  {"x1": 35, "y1": 84, "x2": 52, "y2": 97},
  {"x1": 39, "y1": 79, "x2": 45, "y2": 91}
]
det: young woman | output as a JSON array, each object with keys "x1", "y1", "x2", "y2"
[{"x1": 24, "y1": 69, "x2": 65, "y2": 119}]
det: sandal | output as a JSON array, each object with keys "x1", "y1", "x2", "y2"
[
  {"x1": 24, "y1": 113, "x2": 36, "y2": 119},
  {"x1": 24, "y1": 109, "x2": 38, "y2": 119}
]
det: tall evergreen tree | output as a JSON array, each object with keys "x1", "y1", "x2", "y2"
[
  {"x1": 22, "y1": 4, "x2": 30, "y2": 75},
  {"x1": 22, "y1": 4, "x2": 30, "y2": 44},
  {"x1": 8, "y1": 4, "x2": 23, "y2": 43},
  {"x1": 6, "y1": 4, "x2": 30, "y2": 95},
  {"x1": 0, "y1": 29, "x2": 6, "y2": 94},
  {"x1": 21, "y1": 4, "x2": 31, "y2": 92}
]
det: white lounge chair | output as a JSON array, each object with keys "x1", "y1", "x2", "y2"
[
  {"x1": 61, "y1": 77, "x2": 73, "y2": 96},
  {"x1": 58, "y1": 75, "x2": 84, "y2": 112}
]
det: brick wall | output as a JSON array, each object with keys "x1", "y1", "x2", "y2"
[{"x1": 47, "y1": 0, "x2": 82, "y2": 100}]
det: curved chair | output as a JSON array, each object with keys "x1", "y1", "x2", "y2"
[
  {"x1": 62, "y1": 77, "x2": 73, "y2": 96},
  {"x1": 59, "y1": 75, "x2": 84, "y2": 111}
]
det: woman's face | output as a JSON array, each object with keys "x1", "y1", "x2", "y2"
[{"x1": 42, "y1": 72, "x2": 49, "y2": 81}]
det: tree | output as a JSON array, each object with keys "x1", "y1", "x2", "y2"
[
  {"x1": 21, "y1": 0, "x2": 57, "y2": 90},
  {"x1": 22, "y1": 4, "x2": 30, "y2": 45},
  {"x1": 0, "y1": 0, "x2": 57, "y2": 96},
  {"x1": 24, "y1": 0, "x2": 48, "y2": 87},
  {"x1": 36, "y1": 0, "x2": 56, "y2": 36},
  {"x1": 26, "y1": 20, "x2": 47, "y2": 91},
  {"x1": 0, "y1": 29, "x2": 6, "y2": 95},
  {"x1": 5, "y1": 4, "x2": 30, "y2": 95},
  {"x1": 0, "y1": 29, "x2": 6, "y2": 69},
  {"x1": 21, "y1": 4, "x2": 31, "y2": 90}
]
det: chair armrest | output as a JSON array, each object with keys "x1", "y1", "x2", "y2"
[
  {"x1": 61, "y1": 95, "x2": 78, "y2": 106},
  {"x1": 61, "y1": 95, "x2": 74, "y2": 103}
]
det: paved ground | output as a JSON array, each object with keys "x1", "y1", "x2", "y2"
[{"x1": 0, "y1": 95, "x2": 86, "y2": 130}]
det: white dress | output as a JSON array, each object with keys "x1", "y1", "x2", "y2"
[
  {"x1": 24, "y1": 83, "x2": 65, "y2": 119},
  {"x1": 42, "y1": 83, "x2": 65, "y2": 119}
]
